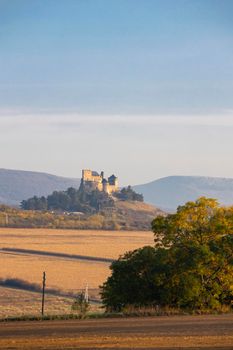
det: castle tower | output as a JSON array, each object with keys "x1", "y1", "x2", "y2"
[
  {"x1": 82, "y1": 169, "x2": 92, "y2": 181},
  {"x1": 108, "y1": 174, "x2": 118, "y2": 192},
  {"x1": 102, "y1": 178, "x2": 109, "y2": 193}
]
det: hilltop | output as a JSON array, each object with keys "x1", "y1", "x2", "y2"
[
  {"x1": 0, "y1": 169, "x2": 80, "y2": 206},
  {"x1": 133, "y1": 175, "x2": 233, "y2": 211},
  {"x1": 115, "y1": 200, "x2": 163, "y2": 230}
]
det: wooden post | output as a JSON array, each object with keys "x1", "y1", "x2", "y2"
[
  {"x1": 5, "y1": 213, "x2": 8, "y2": 226},
  {"x1": 41, "y1": 271, "x2": 46, "y2": 316},
  {"x1": 84, "y1": 283, "x2": 89, "y2": 303}
]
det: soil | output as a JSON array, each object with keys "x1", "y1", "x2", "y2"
[{"x1": 0, "y1": 314, "x2": 232, "y2": 349}]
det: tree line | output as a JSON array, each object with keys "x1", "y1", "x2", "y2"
[
  {"x1": 20, "y1": 187, "x2": 114, "y2": 213},
  {"x1": 21, "y1": 185, "x2": 143, "y2": 213},
  {"x1": 114, "y1": 186, "x2": 143, "y2": 202}
]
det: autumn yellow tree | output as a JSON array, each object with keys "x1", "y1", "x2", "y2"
[{"x1": 101, "y1": 198, "x2": 233, "y2": 311}]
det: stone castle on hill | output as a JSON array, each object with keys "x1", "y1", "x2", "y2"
[{"x1": 81, "y1": 169, "x2": 119, "y2": 194}]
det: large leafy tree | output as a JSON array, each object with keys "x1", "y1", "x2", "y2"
[
  {"x1": 152, "y1": 197, "x2": 233, "y2": 309},
  {"x1": 101, "y1": 198, "x2": 233, "y2": 311},
  {"x1": 101, "y1": 246, "x2": 168, "y2": 311}
]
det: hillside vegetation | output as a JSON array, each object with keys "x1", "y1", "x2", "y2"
[
  {"x1": 16, "y1": 185, "x2": 161, "y2": 230},
  {"x1": 21, "y1": 186, "x2": 114, "y2": 213},
  {"x1": 0, "y1": 199, "x2": 163, "y2": 231}
]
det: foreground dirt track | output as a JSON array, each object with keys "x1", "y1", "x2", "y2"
[{"x1": 0, "y1": 314, "x2": 232, "y2": 349}]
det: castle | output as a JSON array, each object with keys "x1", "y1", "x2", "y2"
[{"x1": 81, "y1": 169, "x2": 118, "y2": 194}]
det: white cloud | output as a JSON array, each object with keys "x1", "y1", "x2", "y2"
[{"x1": 0, "y1": 110, "x2": 233, "y2": 129}]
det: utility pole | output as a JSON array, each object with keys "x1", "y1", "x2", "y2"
[
  {"x1": 84, "y1": 283, "x2": 89, "y2": 303},
  {"x1": 41, "y1": 271, "x2": 46, "y2": 316}
]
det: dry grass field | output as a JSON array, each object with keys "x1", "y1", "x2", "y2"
[
  {"x1": 0, "y1": 287, "x2": 74, "y2": 318},
  {"x1": 0, "y1": 228, "x2": 153, "y2": 258},
  {"x1": 0, "y1": 228, "x2": 153, "y2": 316}
]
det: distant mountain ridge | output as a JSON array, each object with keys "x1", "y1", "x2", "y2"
[
  {"x1": 0, "y1": 169, "x2": 233, "y2": 211},
  {"x1": 133, "y1": 176, "x2": 233, "y2": 211},
  {"x1": 0, "y1": 169, "x2": 80, "y2": 206}
]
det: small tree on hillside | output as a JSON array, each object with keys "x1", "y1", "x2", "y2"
[{"x1": 114, "y1": 186, "x2": 143, "y2": 202}]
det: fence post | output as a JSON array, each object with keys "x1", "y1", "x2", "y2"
[{"x1": 41, "y1": 271, "x2": 46, "y2": 316}]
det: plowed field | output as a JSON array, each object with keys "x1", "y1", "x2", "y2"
[{"x1": 0, "y1": 314, "x2": 232, "y2": 349}]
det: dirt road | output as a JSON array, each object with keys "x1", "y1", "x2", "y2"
[{"x1": 0, "y1": 314, "x2": 232, "y2": 349}]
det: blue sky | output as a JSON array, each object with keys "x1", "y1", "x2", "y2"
[{"x1": 0, "y1": 0, "x2": 233, "y2": 184}]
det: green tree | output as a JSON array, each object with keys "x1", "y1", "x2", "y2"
[
  {"x1": 152, "y1": 197, "x2": 233, "y2": 308},
  {"x1": 114, "y1": 186, "x2": 143, "y2": 202},
  {"x1": 101, "y1": 246, "x2": 172, "y2": 311},
  {"x1": 101, "y1": 197, "x2": 233, "y2": 311},
  {"x1": 47, "y1": 191, "x2": 71, "y2": 211},
  {"x1": 21, "y1": 196, "x2": 48, "y2": 210}
]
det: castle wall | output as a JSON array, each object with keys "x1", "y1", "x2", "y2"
[
  {"x1": 97, "y1": 182, "x2": 103, "y2": 191},
  {"x1": 82, "y1": 169, "x2": 118, "y2": 194},
  {"x1": 103, "y1": 183, "x2": 118, "y2": 194},
  {"x1": 82, "y1": 169, "x2": 102, "y2": 183},
  {"x1": 83, "y1": 180, "x2": 103, "y2": 192}
]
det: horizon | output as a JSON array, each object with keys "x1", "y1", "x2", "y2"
[
  {"x1": 1, "y1": 166, "x2": 233, "y2": 188},
  {"x1": 1, "y1": 0, "x2": 233, "y2": 184}
]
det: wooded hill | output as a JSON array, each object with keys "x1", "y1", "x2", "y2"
[
  {"x1": 20, "y1": 185, "x2": 143, "y2": 213},
  {"x1": 1, "y1": 186, "x2": 163, "y2": 231}
]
